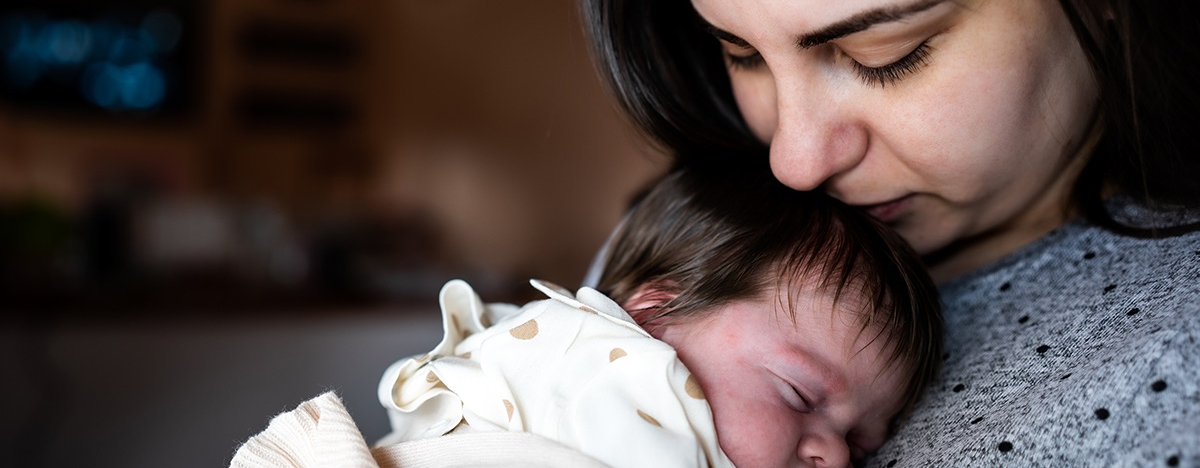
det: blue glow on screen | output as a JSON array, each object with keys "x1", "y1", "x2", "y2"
[
  {"x1": 1, "y1": 8, "x2": 184, "y2": 115},
  {"x1": 83, "y1": 61, "x2": 165, "y2": 111}
]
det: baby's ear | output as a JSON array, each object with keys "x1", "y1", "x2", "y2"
[{"x1": 621, "y1": 282, "x2": 679, "y2": 325}]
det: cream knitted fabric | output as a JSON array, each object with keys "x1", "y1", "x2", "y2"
[
  {"x1": 230, "y1": 392, "x2": 612, "y2": 468},
  {"x1": 230, "y1": 392, "x2": 377, "y2": 468}
]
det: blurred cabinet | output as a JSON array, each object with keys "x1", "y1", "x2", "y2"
[{"x1": 204, "y1": 0, "x2": 380, "y2": 210}]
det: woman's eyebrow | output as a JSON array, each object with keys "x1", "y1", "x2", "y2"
[
  {"x1": 699, "y1": 21, "x2": 751, "y2": 48},
  {"x1": 696, "y1": 0, "x2": 946, "y2": 50},
  {"x1": 797, "y1": 0, "x2": 946, "y2": 48}
]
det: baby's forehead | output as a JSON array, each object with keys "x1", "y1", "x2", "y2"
[{"x1": 766, "y1": 280, "x2": 910, "y2": 370}]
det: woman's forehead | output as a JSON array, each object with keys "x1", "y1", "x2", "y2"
[{"x1": 690, "y1": 0, "x2": 961, "y2": 32}]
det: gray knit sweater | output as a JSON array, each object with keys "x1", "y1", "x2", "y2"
[{"x1": 869, "y1": 203, "x2": 1200, "y2": 467}]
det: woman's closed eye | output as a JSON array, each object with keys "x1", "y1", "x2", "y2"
[
  {"x1": 847, "y1": 40, "x2": 934, "y2": 88},
  {"x1": 723, "y1": 45, "x2": 765, "y2": 70},
  {"x1": 720, "y1": 38, "x2": 937, "y2": 87}
]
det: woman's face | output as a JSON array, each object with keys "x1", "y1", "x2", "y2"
[{"x1": 690, "y1": 0, "x2": 1098, "y2": 278}]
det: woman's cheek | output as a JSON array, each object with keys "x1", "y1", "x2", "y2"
[
  {"x1": 902, "y1": 49, "x2": 1027, "y2": 190},
  {"x1": 730, "y1": 74, "x2": 778, "y2": 143}
]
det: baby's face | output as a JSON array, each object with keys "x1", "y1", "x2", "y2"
[{"x1": 653, "y1": 284, "x2": 906, "y2": 468}]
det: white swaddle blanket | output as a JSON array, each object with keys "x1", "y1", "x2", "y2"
[{"x1": 377, "y1": 279, "x2": 734, "y2": 468}]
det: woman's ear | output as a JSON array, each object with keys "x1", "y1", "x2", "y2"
[{"x1": 621, "y1": 282, "x2": 679, "y2": 327}]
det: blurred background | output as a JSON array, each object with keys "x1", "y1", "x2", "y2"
[{"x1": 0, "y1": 0, "x2": 667, "y2": 466}]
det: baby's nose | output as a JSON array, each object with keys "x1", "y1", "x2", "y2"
[{"x1": 797, "y1": 432, "x2": 850, "y2": 468}]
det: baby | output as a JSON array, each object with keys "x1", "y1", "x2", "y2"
[{"x1": 377, "y1": 166, "x2": 942, "y2": 468}]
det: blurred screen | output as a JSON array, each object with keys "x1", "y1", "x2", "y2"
[{"x1": 0, "y1": 0, "x2": 199, "y2": 118}]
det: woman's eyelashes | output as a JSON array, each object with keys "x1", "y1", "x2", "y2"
[
  {"x1": 850, "y1": 41, "x2": 934, "y2": 87},
  {"x1": 721, "y1": 40, "x2": 936, "y2": 87},
  {"x1": 723, "y1": 49, "x2": 764, "y2": 70}
]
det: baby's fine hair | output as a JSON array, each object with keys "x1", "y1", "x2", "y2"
[{"x1": 597, "y1": 164, "x2": 942, "y2": 418}]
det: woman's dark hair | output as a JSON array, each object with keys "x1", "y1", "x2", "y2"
[
  {"x1": 579, "y1": 0, "x2": 762, "y2": 162},
  {"x1": 579, "y1": 0, "x2": 1200, "y2": 233},
  {"x1": 596, "y1": 164, "x2": 943, "y2": 420},
  {"x1": 1055, "y1": 0, "x2": 1200, "y2": 234}
]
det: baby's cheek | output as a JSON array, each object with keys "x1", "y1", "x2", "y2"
[{"x1": 714, "y1": 409, "x2": 795, "y2": 468}]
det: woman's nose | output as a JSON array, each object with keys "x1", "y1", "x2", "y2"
[
  {"x1": 797, "y1": 432, "x2": 851, "y2": 468},
  {"x1": 767, "y1": 78, "x2": 868, "y2": 192}
]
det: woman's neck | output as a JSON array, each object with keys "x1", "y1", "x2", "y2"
[{"x1": 924, "y1": 207, "x2": 1074, "y2": 283}]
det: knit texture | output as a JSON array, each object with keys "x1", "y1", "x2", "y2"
[
  {"x1": 230, "y1": 392, "x2": 377, "y2": 468},
  {"x1": 230, "y1": 392, "x2": 611, "y2": 468},
  {"x1": 869, "y1": 202, "x2": 1200, "y2": 467}
]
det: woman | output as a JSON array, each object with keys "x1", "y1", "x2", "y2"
[{"x1": 581, "y1": 0, "x2": 1200, "y2": 466}]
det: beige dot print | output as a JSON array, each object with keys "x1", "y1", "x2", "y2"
[
  {"x1": 637, "y1": 409, "x2": 661, "y2": 427},
  {"x1": 609, "y1": 348, "x2": 627, "y2": 362},
  {"x1": 685, "y1": 374, "x2": 705, "y2": 399},
  {"x1": 503, "y1": 400, "x2": 515, "y2": 421},
  {"x1": 509, "y1": 319, "x2": 539, "y2": 340}
]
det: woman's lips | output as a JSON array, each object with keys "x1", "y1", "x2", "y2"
[{"x1": 859, "y1": 195, "x2": 913, "y2": 223}]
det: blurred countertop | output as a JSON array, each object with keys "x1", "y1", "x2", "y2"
[{"x1": 2, "y1": 303, "x2": 446, "y2": 468}]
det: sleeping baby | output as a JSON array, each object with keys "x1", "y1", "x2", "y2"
[{"x1": 377, "y1": 166, "x2": 943, "y2": 468}]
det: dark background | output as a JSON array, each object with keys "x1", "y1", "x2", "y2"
[{"x1": 0, "y1": 0, "x2": 666, "y2": 466}]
